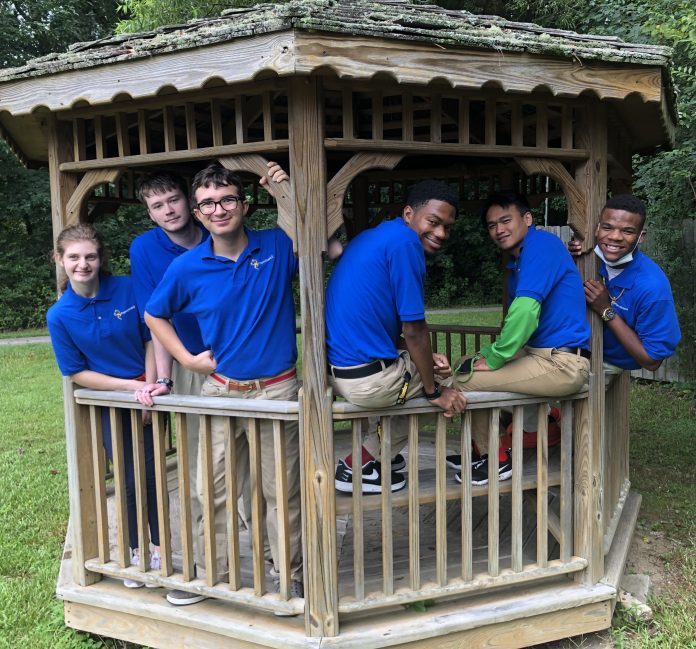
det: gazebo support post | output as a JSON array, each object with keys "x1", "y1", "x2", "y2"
[
  {"x1": 288, "y1": 76, "x2": 339, "y2": 637},
  {"x1": 573, "y1": 99, "x2": 607, "y2": 584}
]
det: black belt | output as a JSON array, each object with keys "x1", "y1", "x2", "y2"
[
  {"x1": 555, "y1": 346, "x2": 591, "y2": 360},
  {"x1": 330, "y1": 358, "x2": 396, "y2": 379}
]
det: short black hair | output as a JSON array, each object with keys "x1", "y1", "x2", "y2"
[
  {"x1": 603, "y1": 194, "x2": 647, "y2": 229},
  {"x1": 190, "y1": 164, "x2": 245, "y2": 210},
  {"x1": 405, "y1": 180, "x2": 459, "y2": 217},
  {"x1": 480, "y1": 191, "x2": 531, "y2": 227}
]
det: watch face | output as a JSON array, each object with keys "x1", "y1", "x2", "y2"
[{"x1": 603, "y1": 308, "x2": 616, "y2": 322}]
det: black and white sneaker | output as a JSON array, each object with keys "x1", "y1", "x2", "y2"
[
  {"x1": 384, "y1": 453, "x2": 406, "y2": 472},
  {"x1": 446, "y1": 447, "x2": 482, "y2": 472},
  {"x1": 468, "y1": 449, "x2": 513, "y2": 486},
  {"x1": 335, "y1": 459, "x2": 406, "y2": 494}
]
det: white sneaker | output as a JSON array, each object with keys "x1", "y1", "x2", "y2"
[
  {"x1": 123, "y1": 548, "x2": 145, "y2": 589},
  {"x1": 146, "y1": 551, "x2": 161, "y2": 588}
]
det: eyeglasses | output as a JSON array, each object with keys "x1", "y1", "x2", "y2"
[{"x1": 195, "y1": 195, "x2": 244, "y2": 215}]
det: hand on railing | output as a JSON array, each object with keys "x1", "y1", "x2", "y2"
[
  {"x1": 429, "y1": 386, "x2": 467, "y2": 417},
  {"x1": 134, "y1": 381, "x2": 171, "y2": 407}
]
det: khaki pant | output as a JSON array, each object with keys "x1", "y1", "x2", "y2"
[
  {"x1": 199, "y1": 372, "x2": 302, "y2": 581},
  {"x1": 330, "y1": 350, "x2": 425, "y2": 461},
  {"x1": 455, "y1": 347, "x2": 589, "y2": 454}
]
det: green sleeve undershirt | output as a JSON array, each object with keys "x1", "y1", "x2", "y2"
[{"x1": 479, "y1": 296, "x2": 541, "y2": 370}]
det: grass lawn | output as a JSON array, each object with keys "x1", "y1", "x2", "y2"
[{"x1": 1, "y1": 333, "x2": 694, "y2": 648}]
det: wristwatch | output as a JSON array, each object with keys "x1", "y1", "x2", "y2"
[
  {"x1": 423, "y1": 385, "x2": 442, "y2": 401},
  {"x1": 601, "y1": 307, "x2": 616, "y2": 322},
  {"x1": 156, "y1": 377, "x2": 174, "y2": 390}
]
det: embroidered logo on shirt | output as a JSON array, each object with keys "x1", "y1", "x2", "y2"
[
  {"x1": 114, "y1": 305, "x2": 136, "y2": 320},
  {"x1": 250, "y1": 255, "x2": 274, "y2": 270}
]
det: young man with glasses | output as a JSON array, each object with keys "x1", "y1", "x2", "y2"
[{"x1": 144, "y1": 162, "x2": 305, "y2": 603}]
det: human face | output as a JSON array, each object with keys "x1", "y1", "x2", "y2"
[
  {"x1": 484, "y1": 204, "x2": 533, "y2": 256},
  {"x1": 402, "y1": 199, "x2": 456, "y2": 255},
  {"x1": 595, "y1": 208, "x2": 644, "y2": 263},
  {"x1": 193, "y1": 183, "x2": 248, "y2": 238},
  {"x1": 57, "y1": 240, "x2": 101, "y2": 293},
  {"x1": 143, "y1": 187, "x2": 191, "y2": 234}
]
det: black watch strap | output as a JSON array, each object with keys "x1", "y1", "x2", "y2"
[
  {"x1": 424, "y1": 385, "x2": 442, "y2": 401},
  {"x1": 156, "y1": 377, "x2": 174, "y2": 390}
]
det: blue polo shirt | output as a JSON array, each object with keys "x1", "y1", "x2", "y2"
[
  {"x1": 326, "y1": 218, "x2": 426, "y2": 367},
  {"x1": 47, "y1": 274, "x2": 150, "y2": 379},
  {"x1": 130, "y1": 224, "x2": 208, "y2": 354},
  {"x1": 508, "y1": 226, "x2": 590, "y2": 350},
  {"x1": 600, "y1": 251, "x2": 680, "y2": 369},
  {"x1": 145, "y1": 227, "x2": 298, "y2": 379}
]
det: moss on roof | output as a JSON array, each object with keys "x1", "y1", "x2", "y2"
[{"x1": 0, "y1": 0, "x2": 673, "y2": 83}]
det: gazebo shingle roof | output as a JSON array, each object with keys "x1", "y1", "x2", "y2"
[{"x1": 0, "y1": 0, "x2": 672, "y2": 83}]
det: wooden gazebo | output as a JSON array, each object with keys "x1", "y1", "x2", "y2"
[{"x1": 0, "y1": 1, "x2": 676, "y2": 647}]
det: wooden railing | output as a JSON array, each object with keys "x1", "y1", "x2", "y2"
[
  {"x1": 71, "y1": 389, "x2": 303, "y2": 616},
  {"x1": 332, "y1": 392, "x2": 587, "y2": 614},
  {"x1": 62, "y1": 323, "x2": 606, "y2": 630}
]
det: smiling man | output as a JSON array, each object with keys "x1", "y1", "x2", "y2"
[
  {"x1": 446, "y1": 191, "x2": 590, "y2": 486},
  {"x1": 327, "y1": 180, "x2": 467, "y2": 494},
  {"x1": 144, "y1": 163, "x2": 305, "y2": 602},
  {"x1": 570, "y1": 194, "x2": 680, "y2": 372}
]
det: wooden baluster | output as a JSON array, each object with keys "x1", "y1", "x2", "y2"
[
  {"x1": 435, "y1": 414, "x2": 447, "y2": 586},
  {"x1": 407, "y1": 414, "x2": 420, "y2": 590},
  {"x1": 235, "y1": 95, "x2": 245, "y2": 145},
  {"x1": 536, "y1": 402, "x2": 549, "y2": 567},
  {"x1": 94, "y1": 115, "x2": 104, "y2": 160},
  {"x1": 200, "y1": 414, "x2": 218, "y2": 586},
  {"x1": 137, "y1": 109, "x2": 150, "y2": 156},
  {"x1": 380, "y1": 417, "x2": 393, "y2": 595},
  {"x1": 487, "y1": 407, "x2": 500, "y2": 577},
  {"x1": 116, "y1": 113, "x2": 131, "y2": 157},
  {"x1": 510, "y1": 405, "x2": 524, "y2": 572},
  {"x1": 131, "y1": 409, "x2": 149, "y2": 572},
  {"x1": 153, "y1": 411, "x2": 172, "y2": 577},
  {"x1": 352, "y1": 419, "x2": 365, "y2": 600},
  {"x1": 263, "y1": 91, "x2": 273, "y2": 142},
  {"x1": 273, "y1": 420, "x2": 291, "y2": 598},
  {"x1": 560, "y1": 400, "x2": 574, "y2": 563},
  {"x1": 90, "y1": 405, "x2": 109, "y2": 563},
  {"x1": 225, "y1": 417, "x2": 241, "y2": 590},
  {"x1": 110, "y1": 408, "x2": 129, "y2": 568},
  {"x1": 72, "y1": 119, "x2": 86, "y2": 161},
  {"x1": 176, "y1": 412, "x2": 195, "y2": 581},
  {"x1": 445, "y1": 331, "x2": 452, "y2": 365},
  {"x1": 163, "y1": 106, "x2": 176, "y2": 153},
  {"x1": 248, "y1": 418, "x2": 265, "y2": 594},
  {"x1": 460, "y1": 411, "x2": 473, "y2": 581},
  {"x1": 211, "y1": 99, "x2": 223, "y2": 147},
  {"x1": 185, "y1": 103, "x2": 197, "y2": 150}
]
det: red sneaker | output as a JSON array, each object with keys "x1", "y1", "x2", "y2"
[{"x1": 499, "y1": 406, "x2": 561, "y2": 449}]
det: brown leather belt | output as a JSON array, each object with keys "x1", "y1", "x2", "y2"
[{"x1": 209, "y1": 368, "x2": 296, "y2": 392}]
